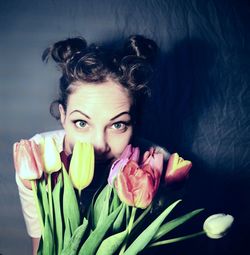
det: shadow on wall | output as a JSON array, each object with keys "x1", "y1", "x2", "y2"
[{"x1": 137, "y1": 37, "x2": 250, "y2": 254}]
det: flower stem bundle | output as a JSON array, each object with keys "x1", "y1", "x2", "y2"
[{"x1": 13, "y1": 141, "x2": 234, "y2": 255}]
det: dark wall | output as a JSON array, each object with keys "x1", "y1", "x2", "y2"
[{"x1": 0, "y1": 0, "x2": 249, "y2": 254}]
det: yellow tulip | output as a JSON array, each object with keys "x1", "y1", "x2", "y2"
[
  {"x1": 69, "y1": 141, "x2": 95, "y2": 193},
  {"x1": 43, "y1": 136, "x2": 61, "y2": 174}
]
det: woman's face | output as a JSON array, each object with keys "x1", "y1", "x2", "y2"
[{"x1": 59, "y1": 80, "x2": 133, "y2": 164}]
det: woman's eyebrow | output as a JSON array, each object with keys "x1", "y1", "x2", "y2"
[
  {"x1": 110, "y1": 111, "x2": 131, "y2": 121},
  {"x1": 69, "y1": 110, "x2": 90, "y2": 119}
]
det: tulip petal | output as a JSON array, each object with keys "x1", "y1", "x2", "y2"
[
  {"x1": 69, "y1": 142, "x2": 95, "y2": 192},
  {"x1": 108, "y1": 158, "x2": 129, "y2": 186},
  {"x1": 120, "y1": 144, "x2": 132, "y2": 159},
  {"x1": 108, "y1": 145, "x2": 140, "y2": 186},
  {"x1": 114, "y1": 158, "x2": 162, "y2": 209},
  {"x1": 130, "y1": 147, "x2": 140, "y2": 162},
  {"x1": 13, "y1": 139, "x2": 44, "y2": 180},
  {"x1": 203, "y1": 214, "x2": 234, "y2": 239},
  {"x1": 31, "y1": 140, "x2": 44, "y2": 175},
  {"x1": 142, "y1": 150, "x2": 164, "y2": 175},
  {"x1": 115, "y1": 161, "x2": 139, "y2": 207},
  {"x1": 165, "y1": 153, "x2": 192, "y2": 185},
  {"x1": 43, "y1": 137, "x2": 61, "y2": 174}
]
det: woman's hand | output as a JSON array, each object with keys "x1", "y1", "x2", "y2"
[{"x1": 21, "y1": 178, "x2": 32, "y2": 190}]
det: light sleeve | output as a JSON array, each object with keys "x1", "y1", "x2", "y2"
[{"x1": 15, "y1": 173, "x2": 41, "y2": 238}]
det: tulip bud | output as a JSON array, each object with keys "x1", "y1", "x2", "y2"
[
  {"x1": 165, "y1": 153, "x2": 192, "y2": 185},
  {"x1": 13, "y1": 139, "x2": 44, "y2": 180},
  {"x1": 43, "y1": 137, "x2": 61, "y2": 174},
  {"x1": 69, "y1": 141, "x2": 95, "y2": 193},
  {"x1": 203, "y1": 213, "x2": 234, "y2": 239}
]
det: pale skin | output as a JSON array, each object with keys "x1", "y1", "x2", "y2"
[{"x1": 31, "y1": 79, "x2": 134, "y2": 254}]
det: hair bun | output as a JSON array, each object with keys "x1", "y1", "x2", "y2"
[
  {"x1": 123, "y1": 35, "x2": 158, "y2": 64},
  {"x1": 42, "y1": 37, "x2": 87, "y2": 64}
]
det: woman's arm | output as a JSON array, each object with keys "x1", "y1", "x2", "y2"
[
  {"x1": 32, "y1": 238, "x2": 40, "y2": 255},
  {"x1": 16, "y1": 174, "x2": 42, "y2": 253}
]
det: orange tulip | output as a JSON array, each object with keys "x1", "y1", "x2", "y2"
[
  {"x1": 115, "y1": 160, "x2": 162, "y2": 209},
  {"x1": 13, "y1": 139, "x2": 44, "y2": 180},
  {"x1": 165, "y1": 153, "x2": 192, "y2": 185}
]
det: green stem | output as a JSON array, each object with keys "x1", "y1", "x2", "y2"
[
  {"x1": 78, "y1": 189, "x2": 84, "y2": 217},
  {"x1": 128, "y1": 207, "x2": 137, "y2": 232},
  {"x1": 119, "y1": 206, "x2": 137, "y2": 255},
  {"x1": 148, "y1": 231, "x2": 205, "y2": 248},
  {"x1": 31, "y1": 180, "x2": 44, "y2": 237},
  {"x1": 47, "y1": 174, "x2": 54, "y2": 233},
  {"x1": 125, "y1": 204, "x2": 130, "y2": 225},
  {"x1": 132, "y1": 204, "x2": 152, "y2": 230}
]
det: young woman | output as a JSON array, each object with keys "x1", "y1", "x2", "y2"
[{"x1": 15, "y1": 35, "x2": 169, "y2": 254}]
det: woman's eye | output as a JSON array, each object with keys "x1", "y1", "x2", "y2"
[
  {"x1": 74, "y1": 120, "x2": 87, "y2": 129},
  {"x1": 112, "y1": 122, "x2": 126, "y2": 130}
]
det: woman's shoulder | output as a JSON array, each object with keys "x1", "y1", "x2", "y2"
[
  {"x1": 30, "y1": 129, "x2": 65, "y2": 151},
  {"x1": 133, "y1": 137, "x2": 170, "y2": 160}
]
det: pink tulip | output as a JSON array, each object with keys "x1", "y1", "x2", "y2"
[
  {"x1": 114, "y1": 159, "x2": 162, "y2": 209},
  {"x1": 164, "y1": 153, "x2": 192, "y2": 185},
  {"x1": 13, "y1": 139, "x2": 44, "y2": 180},
  {"x1": 108, "y1": 144, "x2": 140, "y2": 186},
  {"x1": 142, "y1": 148, "x2": 164, "y2": 176}
]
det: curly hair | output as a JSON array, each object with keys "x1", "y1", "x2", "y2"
[{"x1": 42, "y1": 35, "x2": 158, "y2": 120}]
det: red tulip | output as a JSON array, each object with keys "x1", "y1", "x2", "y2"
[
  {"x1": 165, "y1": 153, "x2": 192, "y2": 185},
  {"x1": 114, "y1": 159, "x2": 162, "y2": 209},
  {"x1": 13, "y1": 139, "x2": 44, "y2": 180}
]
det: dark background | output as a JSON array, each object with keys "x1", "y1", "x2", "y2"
[{"x1": 0, "y1": 0, "x2": 249, "y2": 254}]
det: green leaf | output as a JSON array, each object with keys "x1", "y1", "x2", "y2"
[
  {"x1": 63, "y1": 217, "x2": 72, "y2": 250},
  {"x1": 110, "y1": 188, "x2": 121, "y2": 212},
  {"x1": 148, "y1": 231, "x2": 205, "y2": 248},
  {"x1": 96, "y1": 229, "x2": 128, "y2": 255},
  {"x1": 37, "y1": 179, "x2": 49, "y2": 224},
  {"x1": 123, "y1": 200, "x2": 182, "y2": 255},
  {"x1": 62, "y1": 166, "x2": 80, "y2": 234},
  {"x1": 92, "y1": 184, "x2": 111, "y2": 228},
  {"x1": 42, "y1": 214, "x2": 54, "y2": 255},
  {"x1": 86, "y1": 184, "x2": 103, "y2": 224},
  {"x1": 152, "y1": 208, "x2": 204, "y2": 242},
  {"x1": 61, "y1": 218, "x2": 89, "y2": 255},
  {"x1": 52, "y1": 173, "x2": 63, "y2": 254},
  {"x1": 78, "y1": 204, "x2": 122, "y2": 255},
  {"x1": 96, "y1": 185, "x2": 112, "y2": 228},
  {"x1": 91, "y1": 185, "x2": 108, "y2": 228},
  {"x1": 112, "y1": 203, "x2": 126, "y2": 233}
]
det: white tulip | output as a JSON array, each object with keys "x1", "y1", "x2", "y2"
[
  {"x1": 203, "y1": 213, "x2": 234, "y2": 239},
  {"x1": 43, "y1": 136, "x2": 61, "y2": 174}
]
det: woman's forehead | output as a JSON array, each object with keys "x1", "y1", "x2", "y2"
[{"x1": 67, "y1": 81, "x2": 132, "y2": 117}]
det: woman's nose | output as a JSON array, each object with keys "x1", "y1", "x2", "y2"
[{"x1": 92, "y1": 131, "x2": 110, "y2": 155}]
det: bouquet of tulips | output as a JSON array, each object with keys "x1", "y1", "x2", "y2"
[{"x1": 13, "y1": 138, "x2": 234, "y2": 255}]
